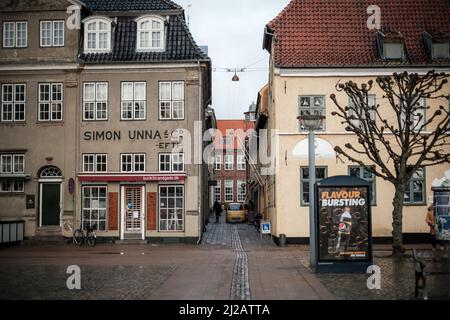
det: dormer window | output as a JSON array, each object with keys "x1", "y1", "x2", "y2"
[
  {"x1": 136, "y1": 16, "x2": 165, "y2": 51},
  {"x1": 83, "y1": 17, "x2": 112, "y2": 53},
  {"x1": 423, "y1": 31, "x2": 449, "y2": 61},
  {"x1": 377, "y1": 31, "x2": 405, "y2": 61}
]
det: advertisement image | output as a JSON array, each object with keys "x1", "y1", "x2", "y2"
[{"x1": 317, "y1": 186, "x2": 370, "y2": 261}]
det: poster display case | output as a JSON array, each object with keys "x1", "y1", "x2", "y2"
[{"x1": 433, "y1": 187, "x2": 450, "y2": 241}]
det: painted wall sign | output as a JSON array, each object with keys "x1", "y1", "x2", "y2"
[
  {"x1": 78, "y1": 175, "x2": 186, "y2": 182},
  {"x1": 83, "y1": 129, "x2": 181, "y2": 142}
]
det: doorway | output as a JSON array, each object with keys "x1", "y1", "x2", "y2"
[{"x1": 120, "y1": 185, "x2": 145, "y2": 240}]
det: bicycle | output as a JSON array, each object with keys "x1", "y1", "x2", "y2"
[{"x1": 63, "y1": 219, "x2": 97, "y2": 247}]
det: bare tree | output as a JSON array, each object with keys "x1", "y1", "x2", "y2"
[{"x1": 330, "y1": 71, "x2": 449, "y2": 255}]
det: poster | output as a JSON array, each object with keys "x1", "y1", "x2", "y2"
[
  {"x1": 317, "y1": 186, "x2": 370, "y2": 261},
  {"x1": 434, "y1": 189, "x2": 450, "y2": 241}
]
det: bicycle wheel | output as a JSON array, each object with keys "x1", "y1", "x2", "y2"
[
  {"x1": 73, "y1": 229, "x2": 84, "y2": 246},
  {"x1": 86, "y1": 230, "x2": 96, "y2": 247}
]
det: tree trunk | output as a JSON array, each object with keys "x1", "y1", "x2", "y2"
[{"x1": 391, "y1": 183, "x2": 406, "y2": 255}]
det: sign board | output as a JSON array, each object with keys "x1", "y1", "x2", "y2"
[
  {"x1": 26, "y1": 194, "x2": 35, "y2": 209},
  {"x1": 315, "y1": 175, "x2": 373, "y2": 273},
  {"x1": 261, "y1": 220, "x2": 271, "y2": 234},
  {"x1": 208, "y1": 180, "x2": 218, "y2": 186},
  {"x1": 433, "y1": 187, "x2": 450, "y2": 241}
]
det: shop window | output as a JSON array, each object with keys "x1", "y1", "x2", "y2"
[
  {"x1": 348, "y1": 166, "x2": 376, "y2": 205},
  {"x1": 300, "y1": 166, "x2": 327, "y2": 206},
  {"x1": 159, "y1": 185, "x2": 184, "y2": 231},
  {"x1": 1, "y1": 84, "x2": 26, "y2": 122},
  {"x1": 82, "y1": 186, "x2": 107, "y2": 230},
  {"x1": 404, "y1": 168, "x2": 426, "y2": 205},
  {"x1": 159, "y1": 81, "x2": 184, "y2": 120},
  {"x1": 121, "y1": 82, "x2": 146, "y2": 120},
  {"x1": 38, "y1": 83, "x2": 63, "y2": 122}
]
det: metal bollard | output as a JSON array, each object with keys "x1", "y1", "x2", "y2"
[{"x1": 278, "y1": 234, "x2": 287, "y2": 247}]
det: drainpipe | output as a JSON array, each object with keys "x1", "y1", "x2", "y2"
[{"x1": 197, "y1": 60, "x2": 203, "y2": 244}]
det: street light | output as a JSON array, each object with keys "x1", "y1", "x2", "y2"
[{"x1": 297, "y1": 114, "x2": 325, "y2": 271}]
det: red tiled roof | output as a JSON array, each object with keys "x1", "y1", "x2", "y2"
[{"x1": 265, "y1": 0, "x2": 450, "y2": 67}]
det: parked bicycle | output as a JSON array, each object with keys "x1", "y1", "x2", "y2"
[{"x1": 63, "y1": 219, "x2": 97, "y2": 247}]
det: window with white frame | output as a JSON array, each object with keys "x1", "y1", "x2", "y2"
[
  {"x1": 83, "y1": 18, "x2": 111, "y2": 52},
  {"x1": 3, "y1": 21, "x2": 27, "y2": 48},
  {"x1": 82, "y1": 154, "x2": 107, "y2": 173},
  {"x1": 224, "y1": 154, "x2": 233, "y2": 170},
  {"x1": 1, "y1": 84, "x2": 25, "y2": 122},
  {"x1": 348, "y1": 95, "x2": 376, "y2": 129},
  {"x1": 159, "y1": 153, "x2": 184, "y2": 173},
  {"x1": 224, "y1": 180, "x2": 233, "y2": 202},
  {"x1": 38, "y1": 83, "x2": 63, "y2": 121},
  {"x1": 298, "y1": 95, "x2": 325, "y2": 131},
  {"x1": 40, "y1": 20, "x2": 64, "y2": 47},
  {"x1": 0, "y1": 153, "x2": 25, "y2": 193},
  {"x1": 159, "y1": 185, "x2": 184, "y2": 231},
  {"x1": 0, "y1": 180, "x2": 24, "y2": 193},
  {"x1": 136, "y1": 16, "x2": 165, "y2": 50},
  {"x1": 121, "y1": 82, "x2": 146, "y2": 120},
  {"x1": 401, "y1": 97, "x2": 426, "y2": 131},
  {"x1": 214, "y1": 154, "x2": 222, "y2": 171},
  {"x1": 214, "y1": 180, "x2": 221, "y2": 202},
  {"x1": 237, "y1": 180, "x2": 246, "y2": 202},
  {"x1": 83, "y1": 82, "x2": 108, "y2": 120},
  {"x1": 82, "y1": 186, "x2": 107, "y2": 231},
  {"x1": 237, "y1": 152, "x2": 246, "y2": 170},
  {"x1": 159, "y1": 81, "x2": 185, "y2": 120},
  {"x1": 404, "y1": 167, "x2": 425, "y2": 205},
  {"x1": 121, "y1": 154, "x2": 145, "y2": 172}
]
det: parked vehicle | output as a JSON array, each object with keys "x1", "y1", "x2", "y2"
[{"x1": 226, "y1": 203, "x2": 247, "y2": 223}]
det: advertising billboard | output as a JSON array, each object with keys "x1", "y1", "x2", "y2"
[{"x1": 314, "y1": 176, "x2": 373, "y2": 272}]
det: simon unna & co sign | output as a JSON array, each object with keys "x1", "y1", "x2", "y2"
[{"x1": 83, "y1": 129, "x2": 180, "y2": 141}]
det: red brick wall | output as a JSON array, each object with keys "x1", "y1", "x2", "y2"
[
  {"x1": 147, "y1": 192, "x2": 157, "y2": 231},
  {"x1": 108, "y1": 192, "x2": 119, "y2": 231}
]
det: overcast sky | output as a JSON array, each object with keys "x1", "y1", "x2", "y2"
[{"x1": 176, "y1": 0, "x2": 291, "y2": 120}]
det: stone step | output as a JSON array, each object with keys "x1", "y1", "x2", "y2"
[
  {"x1": 115, "y1": 239, "x2": 148, "y2": 245},
  {"x1": 35, "y1": 226, "x2": 62, "y2": 237}
]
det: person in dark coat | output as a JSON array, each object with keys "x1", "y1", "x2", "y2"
[{"x1": 213, "y1": 200, "x2": 222, "y2": 223}]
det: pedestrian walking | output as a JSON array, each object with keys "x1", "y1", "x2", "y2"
[
  {"x1": 213, "y1": 200, "x2": 222, "y2": 223},
  {"x1": 426, "y1": 204, "x2": 445, "y2": 251}
]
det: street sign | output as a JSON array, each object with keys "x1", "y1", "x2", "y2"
[
  {"x1": 261, "y1": 220, "x2": 271, "y2": 234},
  {"x1": 208, "y1": 180, "x2": 218, "y2": 186}
]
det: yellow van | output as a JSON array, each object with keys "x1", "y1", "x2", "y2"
[{"x1": 225, "y1": 203, "x2": 246, "y2": 223}]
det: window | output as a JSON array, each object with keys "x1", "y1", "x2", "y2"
[
  {"x1": 83, "y1": 82, "x2": 108, "y2": 120},
  {"x1": 40, "y1": 20, "x2": 64, "y2": 47},
  {"x1": 348, "y1": 95, "x2": 376, "y2": 129},
  {"x1": 83, "y1": 18, "x2": 111, "y2": 52},
  {"x1": 159, "y1": 185, "x2": 184, "y2": 231},
  {"x1": 214, "y1": 180, "x2": 221, "y2": 202},
  {"x1": 38, "y1": 83, "x2": 63, "y2": 121},
  {"x1": 401, "y1": 97, "x2": 426, "y2": 131},
  {"x1": 298, "y1": 95, "x2": 325, "y2": 130},
  {"x1": 214, "y1": 155, "x2": 221, "y2": 171},
  {"x1": 121, "y1": 82, "x2": 146, "y2": 120},
  {"x1": 1, "y1": 154, "x2": 24, "y2": 173},
  {"x1": 136, "y1": 16, "x2": 165, "y2": 50},
  {"x1": 1, "y1": 84, "x2": 25, "y2": 122},
  {"x1": 237, "y1": 180, "x2": 246, "y2": 202},
  {"x1": 121, "y1": 154, "x2": 146, "y2": 173},
  {"x1": 82, "y1": 154, "x2": 107, "y2": 173},
  {"x1": 237, "y1": 152, "x2": 246, "y2": 170},
  {"x1": 432, "y1": 42, "x2": 449, "y2": 60},
  {"x1": 300, "y1": 167, "x2": 327, "y2": 205},
  {"x1": 3, "y1": 21, "x2": 27, "y2": 48},
  {"x1": 349, "y1": 166, "x2": 376, "y2": 205},
  {"x1": 404, "y1": 168, "x2": 425, "y2": 205},
  {"x1": 224, "y1": 154, "x2": 233, "y2": 170},
  {"x1": 225, "y1": 180, "x2": 233, "y2": 202},
  {"x1": 159, "y1": 81, "x2": 185, "y2": 120},
  {"x1": 82, "y1": 186, "x2": 107, "y2": 231},
  {"x1": 159, "y1": 153, "x2": 185, "y2": 173},
  {"x1": 222, "y1": 136, "x2": 232, "y2": 145},
  {"x1": 377, "y1": 31, "x2": 405, "y2": 60}
]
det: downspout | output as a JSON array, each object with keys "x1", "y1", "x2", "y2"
[{"x1": 197, "y1": 60, "x2": 202, "y2": 244}]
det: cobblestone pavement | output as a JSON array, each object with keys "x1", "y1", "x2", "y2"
[
  {"x1": 296, "y1": 250, "x2": 450, "y2": 300},
  {"x1": 229, "y1": 225, "x2": 251, "y2": 300}
]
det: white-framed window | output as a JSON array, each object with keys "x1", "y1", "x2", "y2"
[
  {"x1": 237, "y1": 180, "x2": 246, "y2": 202},
  {"x1": 298, "y1": 95, "x2": 325, "y2": 131},
  {"x1": 224, "y1": 180, "x2": 233, "y2": 202},
  {"x1": 237, "y1": 152, "x2": 246, "y2": 170},
  {"x1": 214, "y1": 155, "x2": 222, "y2": 171},
  {"x1": 348, "y1": 95, "x2": 376, "y2": 129},
  {"x1": 83, "y1": 17, "x2": 111, "y2": 53},
  {"x1": 1, "y1": 84, "x2": 26, "y2": 122},
  {"x1": 3, "y1": 21, "x2": 27, "y2": 48},
  {"x1": 401, "y1": 97, "x2": 426, "y2": 131},
  {"x1": 222, "y1": 136, "x2": 232, "y2": 145},
  {"x1": 82, "y1": 186, "x2": 107, "y2": 231},
  {"x1": 159, "y1": 81, "x2": 185, "y2": 120},
  {"x1": 83, "y1": 82, "x2": 108, "y2": 120},
  {"x1": 224, "y1": 154, "x2": 233, "y2": 170},
  {"x1": 121, "y1": 154, "x2": 145, "y2": 173},
  {"x1": 136, "y1": 16, "x2": 165, "y2": 51},
  {"x1": 214, "y1": 180, "x2": 221, "y2": 202},
  {"x1": 121, "y1": 82, "x2": 146, "y2": 120},
  {"x1": 82, "y1": 154, "x2": 107, "y2": 173},
  {"x1": 404, "y1": 168, "x2": 425, "y2": 205},
  {"x1": 159, "y1": 153, "x2": 185, "y2": 173},
  {"x1": 38, "y1": 83, "x2": 63, "y2": 121},
  {"x1": 40, "y1": 20, "x2": 64, "y2": 47},
  {"x1": 159, "y1": 185, "x2": 184, "y2": 231},
  {"x1": 1, "y1": 154, "x2": 24, "y2": 173},
  {"x1": 0, "y1": 180, "x2": 24, "y2": 193}
]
